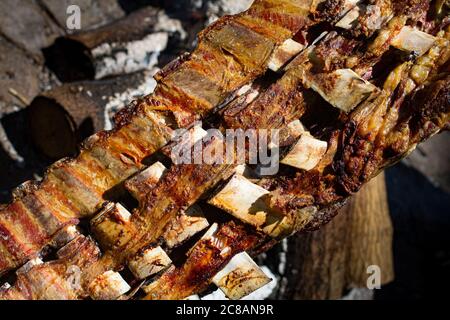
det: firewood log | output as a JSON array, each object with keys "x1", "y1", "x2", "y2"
[
  {"x1": 27, "y1": 71, "x2": 154, "y2": 159},
  {"x1": 345, "y1": 172, "x2": 394, "y2": 288},
  {"x1": 0, "y1": 37, "x2": 41, "y2": 115},
  {"x1": 41, "y1": 0, "x2": 125, "y2": 30},
  {"x1": 0, "y1": 0, "x2": 62, "y2": 59},
  {"x1": 43, "y1": 7, "x2": 168, "y2": 82}
]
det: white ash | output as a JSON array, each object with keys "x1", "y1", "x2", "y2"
[
  {"x1": 278, "y1": 238, "x2": 288, "y2": 275},
  {"x1": 91, "y1": 9, "x2": 188, "y2": 80},
  {"x1": 207, "y1": 0, "x2": 253, "y2": 15},
  {"x1": 342, "y1": 288, "x2": 375, "y2": 300},
  {"x1": 200, "y1": 265, "x2": 277, "y2": 300},
  {"x1": 206, "y1": 0, "x2": 253, "y2": 25},
  {"x1": 103, "y1": 69, "x2": 159, "y2": 130},
  {"x1": 242, "y1": 266, "x2": 277, "y2": 300},
  {"x1": 200, "y1": 288, "x2": 227, "y2": 300},
  {"x1": 276, "y1": 238, "x2": 295, "y2": 298},
  {"x1": 39, "y1": 65, "x2": 62, "y2": 92},
  {"x1": 154, "y1": 11, "x2": 187, "y2": 40},
  {"x1": 190, "y1": 0, "x2": 204, "y2": 10},
  {"x1": 92, "y1": 32, "x2": 168, "y2": 80},
  {"x1": 0, "y1": 282, "x2": 11, "y2": 291}
]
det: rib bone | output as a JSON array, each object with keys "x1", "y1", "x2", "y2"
[
  {"x1": 125, "y1": 162, "x2": 168, "y2": 202},
  {"x1": 163, "y1": 205, "x2": 209, "y2": 249},
  {"x1": 127, "y1": 163, "x2": 210, "y2": 250},
  {"x1": 281, "y1": 133, "x2": 328, "y2": 171},
  {"x1": 306, "y1": 69, "x2": 378, "y2": 113},
  {"x1": 392, "y1": 26, "x2": 436, "y2": 57},
  {"x1": 16, "y1": 258, "x2": 43, "y2": 275},
  {"x1": 208, "y1": 175, "x2": 312, "y2": 238},
  {"x1": 212, "y1": 252, "x2": 271, "y2": 300},
  {"x1": 90, "y1": 203, "x2": 134, "y2": 250},
  {"x1": 209, "y1": 175, "x2": 270, "y2": 228},
  {"x1": 336, "y1": 4, "x2": 364, "y2": 30},
  {"x1": 127, "y1": 246, "x2": 172, "y2": 280},
  {"x1": 88, "y1": 270, "x2": 131, "y2": 300},
  {"x1": 268, "y1": 39, "x2": 305, "y2": 72},
  {"x1": 51, "y1": 225, "x2": 81, "y2": 249}
]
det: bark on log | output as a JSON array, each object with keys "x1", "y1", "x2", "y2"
[
  {"x1": 27, "y1": 71, "x2": 154, "y2": 159},
  {"x1": 277, "y1": 202, "x2": 350, "y2": 300},
  {"x1": 43, "y1": 6, "x2": 168, "y2": 82},
  {"x1": 0, "y1": 37, "x2": 42, "y2": 115},
  {"x1": 41, "y1": 0, "x2": 126, "y2": 31},
  {"x1": 0, "y1": 0, "x2": 62, "y2": 59},
  {"x1": 345, "y1": 172, "x2": 394, "y2": 288},
  {"x1": 277, "y1": 173, "x2": 394, "y2": 299}
]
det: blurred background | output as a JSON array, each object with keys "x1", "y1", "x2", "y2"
[{"x1": 0, "y1": 0, "x2": 449, "y2": 300}]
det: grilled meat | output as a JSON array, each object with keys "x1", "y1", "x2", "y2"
[
  {"x1": 1, "y1": 0, "x2": 449, "y2": 300},
  {"x1": 0, "y1": 0, "x2": 327, "y2": 276},
  {"x1": 1, "y1": 236, "x2": 100, "y2": 300}
]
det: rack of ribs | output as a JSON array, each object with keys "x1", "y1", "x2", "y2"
[{"x1": 0, "y1": 0, "x2": 449, "y2": 300}]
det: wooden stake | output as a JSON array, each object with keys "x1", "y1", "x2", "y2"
[
  {"x1": 345, "y1": 172, "x2": 394, "y2": 287},
  {"x1": 278, "y1": 172, "x2": 394, "y2": 299}
]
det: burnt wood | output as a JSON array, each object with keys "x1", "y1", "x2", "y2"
[
  {"x1": 28, "y1": 71, "x2": 150, "y2": 159},
  {"x1": 43, "y1": 6, "x2": 162, "y2": 82}
]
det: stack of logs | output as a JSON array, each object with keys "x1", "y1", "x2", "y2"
[{"x1": 0, "y1": 0, "x2": 395, "y2": 299}]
